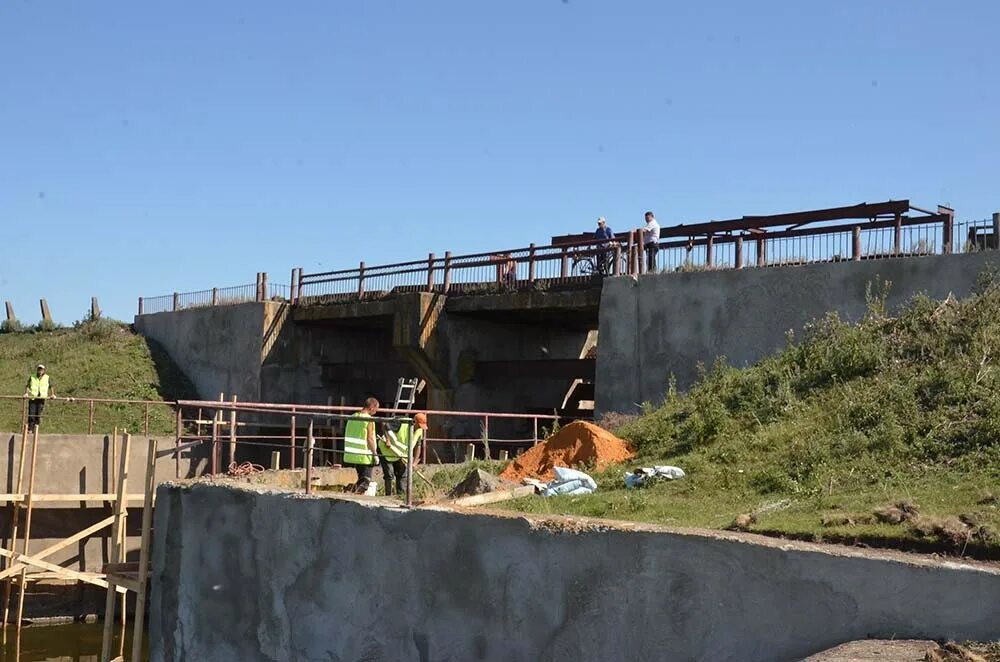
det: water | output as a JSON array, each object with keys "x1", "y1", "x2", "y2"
[{"x1": 0, "y1": 622, "x2": 147, "y2": 662}]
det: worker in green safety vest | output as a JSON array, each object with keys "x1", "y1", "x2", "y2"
[
  {"x1": 24, "y1": 364, "x2": 54, "y2": 431},
  {"x1": 378, "y1": 412, "x2": 428, "y2": 496},
  {"x1": 343, "y1": 397, "x2": 379, "y2": 494}
]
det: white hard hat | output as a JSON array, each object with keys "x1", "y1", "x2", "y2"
[
  {"x1": 36, "y1": 364, "x2": 45, "y2": 370},
  {"x1": 597, "y1": 216, "x2": 607, "y2": 224}
]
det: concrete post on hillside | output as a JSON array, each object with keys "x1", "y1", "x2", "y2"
[
  {"x1": 261, "y1": 273, "x2": 269, "y2": 301},
  {"x1": 4, "y1": 301, "x2": 14, "y2": 323},
  {"x1": 90, "y1": 297, "x2": 101, "y2": 320},
  {"x1": 39, "y1": 299, "x2": 52, "y2": 323},
  {"x1": 992, "y1": 213, "x2": 1000, "y2": 249}
]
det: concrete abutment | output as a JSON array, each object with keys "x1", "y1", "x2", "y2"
[{"x1": 150, "y1": 482, "x2": 1000, "y2": 662}]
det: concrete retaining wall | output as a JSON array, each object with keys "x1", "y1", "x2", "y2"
[
  {"x1": 596, "y1": 251, "x2": 1000, "y2": 413},
  {"x1": 0, "y1": 432, "x2": 200, "y2": 617},
  {"x1": 150, "y1": 483, "x2": 1000, "y2": 662},
  {"x1": 134, "y1": 302, "x2": 286, "y2": 401}
]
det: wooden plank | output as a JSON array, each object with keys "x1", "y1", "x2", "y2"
[
  {"x1": 130, "y1": 438, "x2": 158, "y2": 662},
  {"x1": 0, "y1": 493, "x2": 149, "y2": 503},
  {"x1": 1, "y1": 424, "x2": 29, "y2": 628},
  {"x1": 102, "y1": 432, "x2": 131, "y2": 662},
  {"x1": 15, "y1": 427, "x2": 41, "y2": 629},
  {"x1": 450, "y1": 485, "x2": 535, "y2": 507},
  {"x1": 0, "y1": 548, "x2": 125, "y2": 592},
  {"x1": 0, "y1": 515, "x2": 115, "y2": 580}
]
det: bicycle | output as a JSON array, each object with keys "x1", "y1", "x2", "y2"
[{"x1": 571, "y1": 243, "x2": 626, "y2": 276}]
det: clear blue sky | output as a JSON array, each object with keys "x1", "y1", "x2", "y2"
[{"x1": 2, "y1": 1, "x2": 998, "y2": 323}]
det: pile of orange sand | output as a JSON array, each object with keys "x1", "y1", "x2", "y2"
[{"x1": 499, "y1": 421, "x2": 635, "y2": 483}]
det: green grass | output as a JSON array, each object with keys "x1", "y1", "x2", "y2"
[
  {"x1": 0, "y1": 318, "x2": 196, "y2": 434},
  {"x1": 496, "y1": 275, "x2": 1000, "y2": 559}
]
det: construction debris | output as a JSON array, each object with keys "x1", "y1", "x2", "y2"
[
  {"x1": 448, "y1": 469, "x2": 515, "y2": 499},
  {"x1": 499, "y1": 421, "x2": 634, "y2": 483},
  {"x1": 624, "y1": 465, "x2": 685, "y2": 488},
  {"x1": 540, "y1": 467, "x2": 597, "y2": 497}
]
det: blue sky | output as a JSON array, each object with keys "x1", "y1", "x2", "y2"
[{"x1": 2, "y1": 1, "x2": 998, "y2": 322}]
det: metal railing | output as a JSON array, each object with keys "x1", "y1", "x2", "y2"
[
  {"x1": 137, "y1": 273, "x2": 291, "y2": 315},
  {"x1": 137, "y1": 204, "x2": 998, "y2": 310},
  {"x1": 291, "y1": 204, "x2": 998, "y2": 304},
  {"x1": 174, "y1": 398, "x2": 562, "y2": 473},
  {"x1": 0, "y1": 395, "x2": 176, "y2": 436}
]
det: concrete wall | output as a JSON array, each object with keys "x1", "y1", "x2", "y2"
[
  {"x1": 597, "y1": 251, "x2": 1000, "y2": 413},
  {"x1": 150, "y1": 483, "x2": 1000, "y2": 662},
  {"x1": 135, "y1": 302, "x2": 287, "y2": 401},
  {"x1": 0, "y1": 432, "x2": 201, "y2": 618}
]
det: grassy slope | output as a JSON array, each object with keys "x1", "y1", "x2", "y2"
[
  {"x1": 0, "y1": 319, "x2": 197, "y2": 434},
  {"x1": 498, "y1": 277, "x2": 1000, "y2": 558}
]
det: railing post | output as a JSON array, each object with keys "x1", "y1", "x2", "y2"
[
  {"x1": 172, "y1": 292, "x2": 179, "y2": 311},
  {"x1": 626, "y1": 231, "x2": 636, "y2": 275},
  {"x1": 852, "y1": 225, "x2": 862, "y2": 261},
  {"x1": 229, "y1": 395, "x2": 237, "y2": 467},
  {"x1": 735, "y1": 236, "x2": 744, "y2": 270},
  {"x1": 175, "y1": 406, "x2": 182, "y2": 479},
  {"x1": 88, "y1": 400, "x2": 95, "y2": 434},
  {"x1": 528, "y1": 243, "x2": 536, "y2": 283},
  {"x1": 705, "y1": 234, "x2": 714, "y2": 267},
  {"x1": 893, "y1": 212, "x2": 902, "y2": 255},
  {"x1": 560, "y1": 247, "x2": 569, "y2": 279},
  {"x1": 756, "y1": 235, "x2": 766, "y2": 266},
  {"x1": 211, "y1": 287, "x2": 219, "y2": 306},
  {"x1": 426, "y1": 253, "x2": 436, "y2": 292},
  {"x1": 137, "y1": 298, "x2": 144, "y2": 316},
  {"x1": 305, "y1": 419, "x2": 314, "y2": 495},
  {"x1": 290, "y1": 267, "x2": 298, "y2": 304},
  {"x1": 144, "y1": 403, "x2": 150, "y2": 435},
  {"x1": 940, "y1": 205, "x2": 954, "y2": 254},
  {"x1": 261, "y1": 272, "x2": 269, "y2": 300},
  {"x1": 297, "y1": 267, "x2": 305, "y2": 300},
  {"x1": 443, "y1": 251, "x2": 452, "y2": 293},
  {"x1": 613, "y1": 242, "x2": 622, "y2": 276},
  {"x1": 357, "y1": 261, "x2": 366, "y2": 299},
  {"x1": 289, "y1": 408, "x2": 297, "y2": 471},
  {"x1": 993, "y1": 213, "x2": 1000, "y2": 250}
]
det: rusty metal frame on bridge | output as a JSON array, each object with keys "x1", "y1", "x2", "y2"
[{"x1": 288, "y1": 200, "x2": 957, "y2": 302}]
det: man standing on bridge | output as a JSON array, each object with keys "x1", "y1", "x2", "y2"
[
  {"x1": 594, "y1": 217, "x2": 615, "y2": 274},
  {"x1": 641, "y1": 211, "x2": 660, "y2": 272},
  {"x1": 344, "y1": 397, "x2": 379, "y2": 494},
  {"x1": 24, "y1": 364, "x2": 53, "y2": 431}
]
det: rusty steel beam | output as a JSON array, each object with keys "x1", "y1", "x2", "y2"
[{"x1": 661, "y1": 200, "x2": 911, "y2": 237}]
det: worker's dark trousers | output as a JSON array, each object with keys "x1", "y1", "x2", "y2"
[
  {"x1": 27, "y1": 399, "x2": 45, "y2": 431},
  {"x1": 645, "y1": 244, "x2": 659, "y2": 272},
  {"x1": 352, "y1": 464, "x2": 374, "y2": 492},
  {"x1": 380, "y1": 456, "x2": 407, "y2": 496}
]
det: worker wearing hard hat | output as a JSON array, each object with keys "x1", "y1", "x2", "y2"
[
  {"x1": 24, "y1": 364, "x2": 54, "y2": 431},
  {"x1": 378, "y1": 412, "x2": 428, "y2": 496}
]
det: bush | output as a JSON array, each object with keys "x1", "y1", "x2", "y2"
[{"x1": 0, "y1": 319, "x2": 24, "y2": 334}]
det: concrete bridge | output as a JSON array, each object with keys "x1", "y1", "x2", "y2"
[{"x1": 135, "y1": 200, "x2": 998, "y2": 433}]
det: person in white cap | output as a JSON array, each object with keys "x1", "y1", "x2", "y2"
[
  {"x1": 594, "y1": 217, "x2": 616, "y2": 274},
  {"x1": 24, "y1": 364, "x2": 54, "y2": 431}
]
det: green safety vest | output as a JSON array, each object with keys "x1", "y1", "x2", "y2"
[
  {"x1": 343, "y1": 413, "x2": 376, "y2": 466},
  {"x1": 378, "y1": 423, "x2": 423, "y2": 462},
  {"x1": 28, "y1": 375, "x2": 50, "y2": 399}
]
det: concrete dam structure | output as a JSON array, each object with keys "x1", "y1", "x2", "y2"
[
  {"x1": 136, "y1": 250, "x2": 1000, "y2": 423},
  {"x1": 149, "y1": 481, "x2": 1000, "y2": 662}
]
